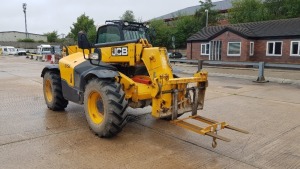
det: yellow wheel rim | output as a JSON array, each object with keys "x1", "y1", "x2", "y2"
[
  {"x1": 45, "y1": 79, "x2": 53, "y2": 102},
  {"x1": 87, "y1": 91, "x2": 104, "y2": 124}
]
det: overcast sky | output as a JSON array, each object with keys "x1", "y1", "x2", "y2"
[{"x1": 0, "y1": 0, "x2": 219, "y2": 36}]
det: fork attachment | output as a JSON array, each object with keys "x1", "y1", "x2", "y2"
[{"x1": 171, "y1": 115, "x2": 249, "y2": 148}]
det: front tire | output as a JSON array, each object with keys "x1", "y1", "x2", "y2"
[
  {"x1": 84, "y1": 79, "x2": 128, "y2": 137},
  {"x1": 43, "y1": 71, "x2": 68, "y2": 110}
]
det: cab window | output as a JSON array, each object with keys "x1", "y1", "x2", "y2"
[
  {"x1": 123, "y1": 27, "x2": 147, "y2": 41},
  {"x1": 97, "y1": 25, "x2": 121, "y2": 43}
]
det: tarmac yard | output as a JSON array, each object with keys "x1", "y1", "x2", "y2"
[{"x1": 0, "y1": 56, "x2": 299, "y2": 169}]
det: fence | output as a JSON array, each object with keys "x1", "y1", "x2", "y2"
[{"x1": 169, "y1": 59, "x2": 300, "y2": 83}]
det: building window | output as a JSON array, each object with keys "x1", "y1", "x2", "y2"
[
  {"x1": 290, "y1": 41, "x2": 300, "y2": 56},
  {"x1": 266, "y1": 41, "x2": 282, "y2": 56},
  {"x1": 201, "y1": 43, "x2": 210, "y2": 55},
  {"x1": 227, "y1": 42, "x2": 241, "y2": 56},
  {"x1": 250, "y1": 42, "x2": 254, "y2": 56}
]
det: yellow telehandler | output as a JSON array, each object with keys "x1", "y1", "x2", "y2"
[{"x1": 41, "y1": 20, "x2": 248, "y2": 148}]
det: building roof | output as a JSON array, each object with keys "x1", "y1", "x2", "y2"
[
  {"x1": 187, "y1": 17, "x2": 300, "y2": 42},
  {"x1": 152, "y1": 0, "x2": 232, "y2": 21},
  {"x1": 0, "y1": 31, "x2": 46, "y2": 36}
]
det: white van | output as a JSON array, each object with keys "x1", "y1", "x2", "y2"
[
  {"x1": 1, "y1": 46, "x2": 17, "y2": 55},
  {"x1": 37, "y1": 44, "x2": 51, "y2": 55},
  {"x1": 36, "y1": 44, "x2": 52, "y2": 61}
]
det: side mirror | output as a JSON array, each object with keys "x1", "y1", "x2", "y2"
[
  {"x1": 87, "y1": 48, "x2": 102, "y2": 65},
  {"x1": 78, "y1": 31, "x2": 91, "y2": 49},
  {"x1": 88, "y1": 48, "x2": 102, "y2": 61}
]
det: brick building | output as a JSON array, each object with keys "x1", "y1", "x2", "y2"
[{"x1": 187, "y1": 18, "x2": 300, "y2": 64}]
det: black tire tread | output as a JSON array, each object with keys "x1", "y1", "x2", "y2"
[
  {"x1": 43, "y1": 71, "x2": 68, "y2": 111},
  {"x1": 84, "y1": 79, "x2": 128, "y2": 138}
]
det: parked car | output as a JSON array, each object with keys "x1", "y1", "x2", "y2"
[
  {"x1": 1, "y1": 46, "x2": 17, "y2": 55},
  {"x1": 169, "y1": 52, "x2": 183, "y2": 59},
  {"x1": 16, "y1": 48, "x2": 27, "y2": 56}
]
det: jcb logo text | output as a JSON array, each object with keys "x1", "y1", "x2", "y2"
[{"x1": 112, "y1": 47, "x2": 128, "y2": 56}]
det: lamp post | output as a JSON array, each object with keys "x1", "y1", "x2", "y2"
[
  {"x1": 23, "y1": 3, "x2": 28, "y2": 38},
  {"x1": 205, "y1": 9, "x2": 208, "y2": 27}
]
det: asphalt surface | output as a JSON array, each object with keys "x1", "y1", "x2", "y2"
[{"x1": 0, "y1": 55, "x2": 300, "y2": 169}]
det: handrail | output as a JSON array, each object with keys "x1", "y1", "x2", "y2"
[
  {"x1": 169, "y1": 59, "x2": 300, "y2": 69},
  {"x1": 169, "y1": 59, "x2": 300, "y2": 83}
]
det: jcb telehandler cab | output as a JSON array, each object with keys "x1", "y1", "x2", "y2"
[{"x1": 41, "y1": 20, "x2": 248, "y2": 148}]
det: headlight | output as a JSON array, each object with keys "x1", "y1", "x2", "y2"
[{"x1": 89, "y1": 53, "x2": 99, "y2": 60}]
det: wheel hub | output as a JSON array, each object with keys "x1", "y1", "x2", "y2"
[
  {"x1": 45, "y1": 79, "x2": 53, "y2": 102},
  {"x1": 88, "y1": 91, "x2": 104, "y2": 124}
]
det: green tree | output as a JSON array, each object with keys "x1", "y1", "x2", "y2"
[
  {"x1": 264, "y1": 0, "x2": 286, "y2": 20},
  {"x1": 69, "y1": 14, "x2": 97, "y2": 43},
  {"x1": 229, "y1": 0, "x2": 265, "y2": 24},
  {"x1": 173, "y1": 16, "x2": 201, "y2": 48},
  {"x1": 44, "y1": 31, "x2": 58, "y2": 43},
  {"x1": 229, "y1": 0, "x2": 300, "y2": 23},
  {"x1": 284, "y1": 0, "x2": 300, "y2": 18},
  {"x1": 195, "y1": 0, "x2": 220, "y2": 27},
  {"x1": 120, "y1": 10, "x2": 136, "y2": 22},
  {"x1": 149, "y1": 20, "x2": 174, "y2": 48},
  {"x1": 149, "y1": 0, "x2": 220, "y2": 49},
  {"x1": 264, "y1": 0, "x2": 300, "y2": 19}
]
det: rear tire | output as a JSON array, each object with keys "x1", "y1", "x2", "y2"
[
  {"x1": 43, "y1": 71, "x2": 68, "y2": 110},
  {"x1": 84, "y1": 79, "x2": 128, "y2": 137}
]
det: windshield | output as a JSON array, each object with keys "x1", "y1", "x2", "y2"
[
  {"x1": 96, "y1": 22, "x2": 150, "y2": 43},
  {"x1": 42, "y1": 48, "x2": 51, "y2": 52},
  {"x1": 123, "y1": 27, "x2": 148, "y2": 41}
]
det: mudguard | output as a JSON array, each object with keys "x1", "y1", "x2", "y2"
[
  {"x1": 41, "y1": 64, "x2": 59, "y2": 77},
  {"x1": 79, "y1": 69, "x2": 119, "y2": 91}
]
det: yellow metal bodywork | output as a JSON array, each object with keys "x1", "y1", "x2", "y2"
[
  {"x1": 59, "y1": 52, "x2": 86, "y2": 87},
  {"x1": 140, "y1": 46, "x2": 208, "y2": 118},
  {"x1": 60, "y1": 38, "x2": 248, "y2": 146},
  {"x1": 102, "y1": 43, "x2": 137, "y2": 66},
  {"x1": 63, "y1": 45, "x2": 94, "y2": 56},
  {"x1": 118, "y1": 72, "x2": 152, "y2": 102},
  {"x1": 62, "y1": 40, "x2": 208, "y2": 118}
]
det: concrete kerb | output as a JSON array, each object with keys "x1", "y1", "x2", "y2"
[{"x1": 209, "y1": 73, "x2": 300, "y2": 86}]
